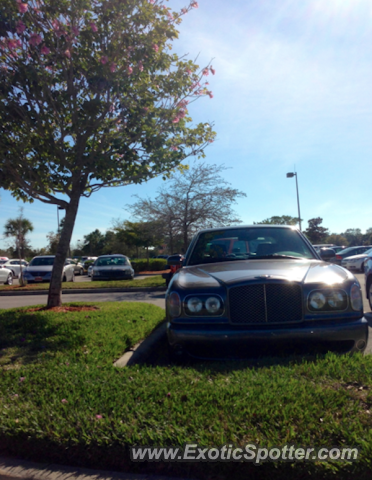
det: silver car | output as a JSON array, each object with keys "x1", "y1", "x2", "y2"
[
  {"x1": 22, "y1": 256, "x2": 75, "y2": 283},
  {"x1": 342, "y1": 248, "x2": 372, "y2": 273},
  {"x1": 92, "y1": 254, "x2": 134, "y2": 281}
]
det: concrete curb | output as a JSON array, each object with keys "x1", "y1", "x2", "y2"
[
  {"x1": 114, "y1": 321, "x2": 167, "y2": 367},
  {"x1": 0, "y1": 456, "x2": 190, "y2": 480},
  {"x1": 0, "y1": 287, "x2": 166, "y2": 297}
]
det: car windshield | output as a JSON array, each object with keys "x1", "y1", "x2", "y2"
[
  {"x1": 29, "y1": 257, "x2": 55, "y2": 266},
  {"x1": 188, "y1": 227, "x2": 315, "y2": 266},
  {"x1": 96, "y1": 256, "x2": 128, "y2": 267}
]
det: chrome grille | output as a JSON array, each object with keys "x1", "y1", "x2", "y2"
[{"x1": 229, "y1": 283, "x2": 303, "y2": 324}]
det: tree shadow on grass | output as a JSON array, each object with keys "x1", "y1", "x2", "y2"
[
  {"x1": 140, "y1": 330, "x2": 352, "y2": 373},
  {"x1": 0, "y1": 310, "x2": 85, "y2": 368}
]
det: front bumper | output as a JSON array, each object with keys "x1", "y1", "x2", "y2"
[{"x1": 167, "y1": 317, "x2": 369, "y2": 358}]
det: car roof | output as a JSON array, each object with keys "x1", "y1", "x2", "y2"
[
  {"x1": 194, "y1": 224, "x2": 299, "y2": 234},
  {"x1": 96, "y1": 254, "x2": 127, "y2": 258}
]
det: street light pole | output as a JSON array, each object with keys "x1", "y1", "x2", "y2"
[{"x1": 286, "y1": 172, "x2": 302, "y2": 231}]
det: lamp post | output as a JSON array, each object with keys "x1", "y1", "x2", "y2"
[
  {"x1": 286, "y1": 171, "x2": 302, "y2": 231},
  {"x1": 57, "y1": 206, "x2": 64, "y2": 232}
]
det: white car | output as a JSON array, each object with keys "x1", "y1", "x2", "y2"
[
  {"x1": 22, "y1": 255, "x2": 75, "y2": 283},
  {"x1": 341, "y1": 248, "x2": 372, "y2": 273},
  {"x1": 0, "y1": 266, "x2": 13, "y2": 285},
  {"x1": 0, "y1": 259, "x2": 29, "y2": 278}
]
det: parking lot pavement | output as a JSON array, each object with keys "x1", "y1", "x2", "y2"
[{"x1": 11, "y1": 274, "x2": 150, "y2": 286}]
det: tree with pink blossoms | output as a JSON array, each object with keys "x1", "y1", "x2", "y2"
[{"x1": 0, "y1": 0, "x2": 215, "y2": 307}]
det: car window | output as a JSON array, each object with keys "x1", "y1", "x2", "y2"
[
  {"x1": 96, "y1": 256, "x2": 128, "y2": 266},
  {"x1": 188, "y1": 227, "x2": 315, "y2": 266},
  {"x1": 10, "y1": 261, "x2": 19, "y2": 265},
  {"x1": 29, "y1": 257, "x2": 55, "y2": 266}
]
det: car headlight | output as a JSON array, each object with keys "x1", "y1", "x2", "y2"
[
  {"x1": 205, "y1": 296, "x2": 221, "y2": 313},
  {"x1": 184, "y1": 295, "x2": 224, "y2": 316},
  {"x1": 309, "y1": 291, "x2": 326, "y2": 310},
  {"x1": 350, "y1": 284, "x2": 363, "y2": 311},
  {"x1": 308, "y1": 289, "x2": 348, "y2": 312},
  {"x1": 168, "y1": 292, "x2": 181, "y2": 317},
  {"x1": 187, "y1": 297, "x2": 203, "y2": 313},
  {"x1": 92, "y1": 270, "x2": 100, "y2": 276}
]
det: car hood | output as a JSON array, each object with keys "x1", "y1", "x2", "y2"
[
  {"x1": 94, "y1": 265, "x2": 132, "y2": 270},
  {"x1": 25, "y1": 265, "x2": 53, "y2": 272},
  {"x1": 343, "y1": 253, "x2": 370, "y2": 261},
  {"x1": 175, "y1": 259, "x2": 354, "y2": 288}
]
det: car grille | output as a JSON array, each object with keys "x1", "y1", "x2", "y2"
[
  {"x1": 229, "y1": 283, "x2": 303, "y2": 324},
  {"x1": 29, "y1": 271, "x2": 48, "y2": 277},
  {"x1": 98, "y1": 269, "x2": 130, "y2": 277}
]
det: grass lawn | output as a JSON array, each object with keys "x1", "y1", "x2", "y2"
[
  {"x1": 0, "y1": 275, "x2": 165, "y2": 291},
  {"x1": 1, "y1": 303, "x2": 372, "y2": 480}
]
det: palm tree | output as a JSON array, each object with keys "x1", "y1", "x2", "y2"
[{"x1": 4, "y1": 211, "x2": 34, "y2": 259}]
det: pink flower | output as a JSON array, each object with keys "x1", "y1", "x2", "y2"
[
  {"x1": 167, "y1": 12, "x2": 174, "y2": 21},
  {"x1": 138, "y1": 61, "x2": 144, "y2": 72},
  {"x1": 16, "y1": 21, "x2": 26, "y2": 34},
  {"x1": 202, "y1": 68, "x2": 209, "y2": 76},
  {"x1": 7, "y1": 39, "x2": 22, "y2": 50},
  {"x1": 13, "y1": 394, "x2": 19, "y2": 398},
  {"x1": 178, "y1": 109, "x2": 186, "y2": 118},
  {"x1": 19, "y1": 377, "x2": 25, "y2": 382},
  {"x1": 172, "y1": 117, "x2": 180, "y2": 123},
  {"x1": 90, "y1": 23, "x2": 98, "y2": 32},
  {"x1": 127, "y1": 66, "x2": 133, "y2": 75},
  {"x1": 171, "y1": 146, "x2": 178, "y2": 151},
  {"x1": 29, "y1": 33, "x2": 42, "y2": 47},
  {"x1": 100, "y1": 55, "x2": 108, "y2": 64},
  {"x1": 52, "y1": 20, "x2": 60, "y2": 30},
  {"x1": 149, "y1": 0, "x2": 155, "y2": 3},
  {"x1": 71, "y1": 26, "x2": 80, "y2": 36},
  {"x1": 152, "y1": 44, "x2": 159, "y2": 52},
  {"x1": 18, "y1": 3, "x2": 28, "y2": 14},
  {"x1": 181, "y1": 8, "x2": 187, "y2": 14},
  {"x1": 96, "y1": 414, "x2": 102, "y2": 419},
  {"x1": 186, "y1": 69, "x2": 192, "y2": 75},
  {"x1": 61, "y1": 399, "x2": 68, "y2": 404},
  {"x1": 210, "y1": 66, "x2": 216, "y2": 75},
  {"x1": 166, "y1": 392, "x2": 171, "y2": 397},
  {"x1": 191, "y1": 1, "x2": 199, "y2": 8},
  {"x1": 110, "y1": 63, "x2": 117, "y2": 72},
  {"x1": 64, "y1": 49, "x2": 71, "y2": 58},
  {"x1": 178, "y1": 99, "x2": 189, "y2": 108},
  {"x1": 208, "y1": 91, "x2": 213, "y2": 98},
  {"x1": 41, "y1": 45, "x2": 50, "y2": 55}
]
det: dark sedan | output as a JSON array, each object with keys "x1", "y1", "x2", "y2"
[
  {"x1": 166, "y1": 225, "x2": 368, "y2": 361},
  {"x1": 91, "y1": 254, "x2": 134, "y2": 281}
]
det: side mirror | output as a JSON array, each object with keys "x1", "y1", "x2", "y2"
[
  {"x1": 319, "y1": 248, "x2": 335, "y2": 262},
  {"x1": 167, "y1": 255, "x2": 184, "y2": 267}
]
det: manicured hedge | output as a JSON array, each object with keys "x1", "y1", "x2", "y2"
[{"x1": 131, "y1": 258, "x2": 167, "y2": 272}]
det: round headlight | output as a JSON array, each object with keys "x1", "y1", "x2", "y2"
[
  {"x1": 187, "y1": 297, "x2": 203, "y2": 313},
  {"x1": 309, "y1": 291, "x2": 326, "y2": 310},
  {"x1": 328, "y1": 291, "x2": 345, "y2": 309},
  {"x1": 205, "y1": 296, "x2": 221, "y2": 314},
  {"x1": 350, "y1": 284, "x2": 363, "y2": 311}
]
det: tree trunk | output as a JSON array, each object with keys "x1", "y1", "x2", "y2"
[{"x1": 47, "y1": 195, "x2": 80, "y2": 308}]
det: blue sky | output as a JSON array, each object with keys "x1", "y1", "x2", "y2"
[{"x1": 1, "y1": 0, "x2": 372, "y2": 250}]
